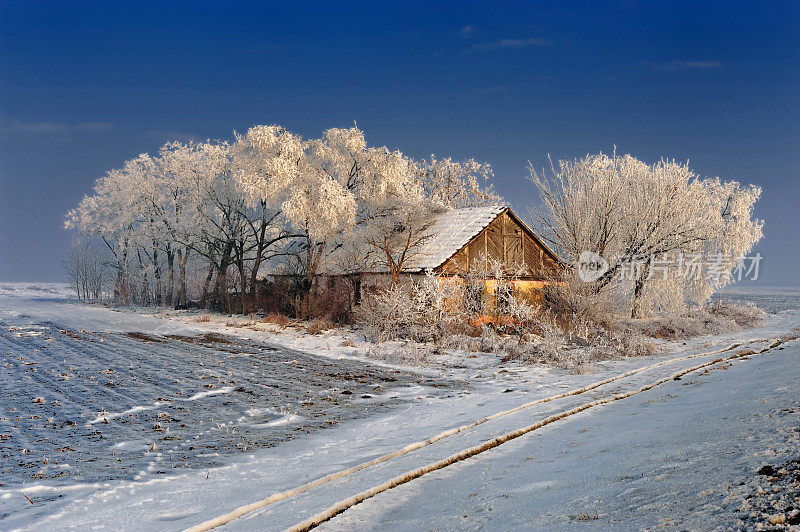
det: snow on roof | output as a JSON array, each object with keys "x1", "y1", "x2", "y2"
[{"x1": 402, "y1": 205, "x2": 505, "y2": 271}]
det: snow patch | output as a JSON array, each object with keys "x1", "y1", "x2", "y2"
[
  {"x1": 181, "y1": 386, "x2": 235, "y2": 402},
  {"x1": 88, "y1": 403, "x2": 162, "y2": 425}
]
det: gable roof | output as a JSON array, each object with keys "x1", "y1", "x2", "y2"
[{"x1": 402, "y1": 205, "x2": 506, "y2": 272}]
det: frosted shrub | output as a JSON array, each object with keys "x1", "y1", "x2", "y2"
[
  {"x1": 356, "y1": 275, "x2": 446, "y2": 343},
  {"x1": 357, "y1": 254, "x2": 541, "y2": 345},
  {"x1": 707, "y1": 301, "x2": 765, "y2": 327},
  {"x1": 259, "y1": 312, "x2": 291, "y2": 327}
]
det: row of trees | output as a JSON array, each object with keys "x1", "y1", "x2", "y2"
[
  {"x1": 65, "y1": 127, "x2": 763, "y2": 324},
  {"x1": 62, "y1": 237, "x2": 107, "y2": 302},
  {"x1": 65, "y1": 125, "x2": 501, "y2": 314}
]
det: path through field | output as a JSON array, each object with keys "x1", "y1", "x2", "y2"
[{"x1": 309, "y1": 342, "x2": 800, "y2": 531}]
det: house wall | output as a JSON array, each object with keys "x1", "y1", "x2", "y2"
[{"x1": 438, "y1": 276, "x2": 547, "y2": 308}]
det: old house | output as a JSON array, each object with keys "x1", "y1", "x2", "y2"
[
  {"x1": 359, "y1": 206, "x2": 562, "y2": 313},
  {"x1": 260, "y1": 206, "x2": 561, "y2": 320}
]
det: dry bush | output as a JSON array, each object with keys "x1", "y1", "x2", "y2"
[
  {"x1": 497, "y1": 297, "x2": 762, "y2": 369},
  {"x1": 627, "y1": 302, "x2": 765, "y2": 340},
  {"x1": 366, "y1": 342, "x2": 433, "y2": 366},
  {"x1": 606, "y1": 327, "x2": 657, "y2": 357},
  {"x1": 259, "y1": 313, "x2": 291, "y2": 328},
  {"x1": 499, "y1": 310, "x2": 657, "y2": 369},
  {"x1": 307, "y1": 317, "x2": 335, "y2": 335},
  {"x1": 540, "y1": 268, "x2": 621, "y2": 331},
  {"x1": 706, "y1": 302, "x2": 766, "y2": 327},
  {"x1": 252, "y1": 278, "x2": 295, "y2": 316},
  {"x1": 355, "y1": 266, "x2": 656, "y2": 370},
  {"x1": 341, "y1": 339, "x2": 356, "y2": 347},
  {"x1": 355, "y1": 261, "x2": 761, "y2": 370},
  {"x1": 357, "y1": 259, "x2": 538, "y2": 345},
  {"x1": 194, "y1": 313, "x2": 212, "y2": 323},
  {"x1": 308, "y1": 277, "x2": 358, "y2": 323},
  {"x1": 781, "y1": 327, "x2": 800, "y2": 342}
]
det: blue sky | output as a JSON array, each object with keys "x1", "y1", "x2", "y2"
[{"x1": 1, "y1": 1, "x2": 798, "y2": 284}]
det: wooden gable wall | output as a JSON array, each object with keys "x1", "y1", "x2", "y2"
[{"x1": 436, "y1": 210, "x2": 559, "y2": 279}]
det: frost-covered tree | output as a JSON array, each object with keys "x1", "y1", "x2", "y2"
[
  {"x1": 416, "y1": 155, "x2": 504, "y2": 209},
  {"x1": 177, "y1": 139, "x2": 295, "y2": 313},
  {"x1": 305, "y1": 126, "x2": 438, "y2": 281},
  {"x1": 148, "y1": 142, "x2": 203, "y2": 307},
  {"x1": 306, "y1": 127, "x2": 504, "y2": 282},
  {"x1": 232, "y1": 125, "x2": 356, "y2": 315},
  {"x1": 530, "y1": 151, "x2": 763, "y2": 316},
  {"x1": 65, "y1": 158, "x2": 149, "y2": 304},
  {"x1": 63, "y1": 237, "x2": 107, "y2": 301}
]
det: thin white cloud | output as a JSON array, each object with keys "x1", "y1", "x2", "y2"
[
  {"x1": 459, "y1": 25, "x2": 475, "y2": 37},
  {"x1": 653, "y1": 60, "x2": 724, "y2": 71},
  {"x1": 0, "y1": 121, "x2": 113, "y2": 135},
  {"x1": 467, "y1": 37, "x2": 551, "y2": 52}
]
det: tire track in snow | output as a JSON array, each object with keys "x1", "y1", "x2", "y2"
[
  {"x1": 284, "y1": 339, "x2": 786, "y2": 532},
  {"x1": 186, "y1": 337, "x2": 776, "y2": 532}
]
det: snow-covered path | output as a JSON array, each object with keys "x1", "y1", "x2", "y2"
[
  {"x1": 312, "y1": 342, "x2": 800, "y2": 531},
  {"x1": 1, "y1": 286, "x2": 798, "y2": 530},
  {"x1": 202, "y1": 338, "x2": 794, "y2": 530}
]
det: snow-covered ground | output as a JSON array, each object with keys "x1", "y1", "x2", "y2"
[
  {"x1": 1, "y1": 283, "x2": 798, "y2": 530},
  {"x1": 320, "y1": 339, "x2": 800, "y2": 531},
  {"x1": 0, "y1": 283, "x2": 74, "y2": 301}
]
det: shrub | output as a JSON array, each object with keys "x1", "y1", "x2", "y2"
[
  {"x1": 259, "y1": 313, "x2": 291, "y2": 328},
  {"x1": 707, "y1": 301, "x2": 765, "y2": 327},
  {"x1": 355, "y1": 275, "x2": 446, "y2": 343},
  {"x1": 357, "y1": 259, "x2": 539, "y2": 344},
  {"x1": 626, "y1": 302, "x2": 765, "y2": 340},
  {"x1": 308, "y1": 317, "x2": 335, "y2": 335}
]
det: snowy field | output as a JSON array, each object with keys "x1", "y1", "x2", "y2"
[{"x1": 1, "y1": 283, "x2": 799, "y2": 530}]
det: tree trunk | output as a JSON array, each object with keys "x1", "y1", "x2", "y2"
[
  {"x1": 165, "y1": 247, "x2": 174, "y2": 307},
  {"x1": 152, "y1": 245, "x2": 162, "y2": 306},
  {"x1": 630, "y1": 259, "x2": 652, "y2": 319},
  {"x1": 138, "y1": 250, "x2": 150, "y2": 306},
  {"x1": 201, "y1": 263, "x2": 214, "y2": 308},
  {"x1": 237, "y1": 260, "x2": 248, "y2": 315},
  {"x1": 177, "y1": 248, "x2": 190, "y2": 307}
]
